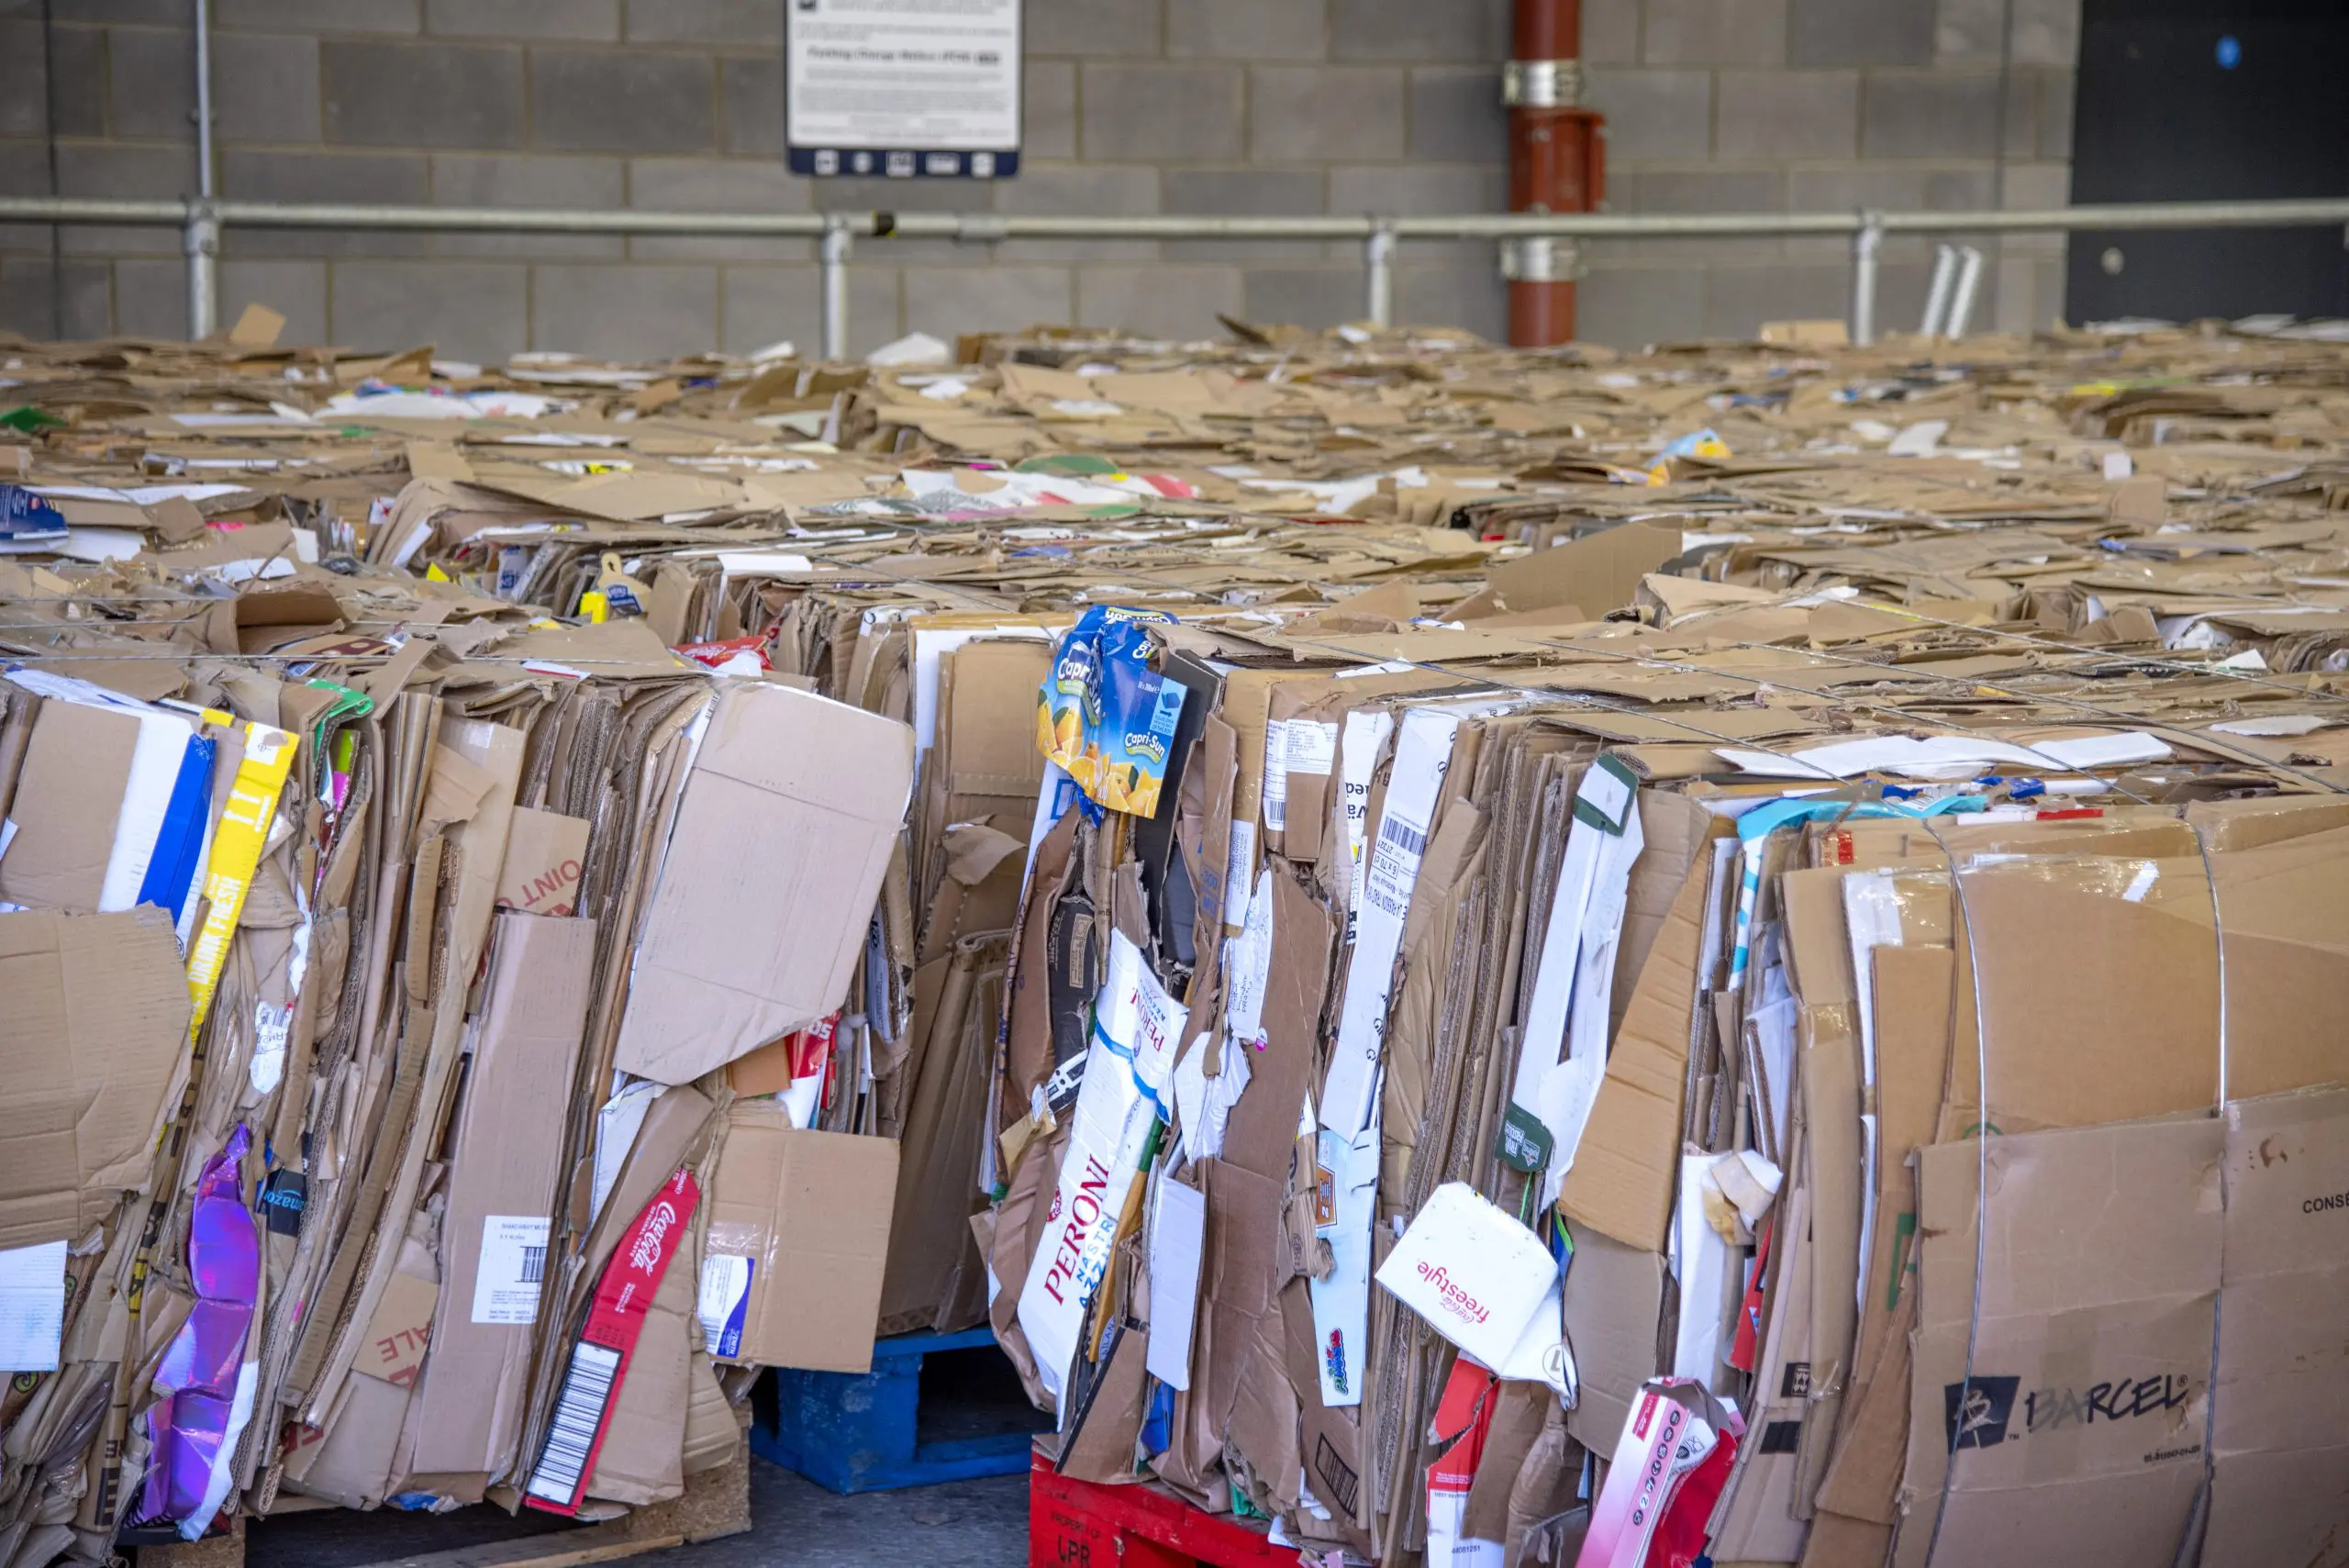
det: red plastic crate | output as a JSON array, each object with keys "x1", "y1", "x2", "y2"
[{"x1": 1029, "y1": 1451, "x2": 1298, "y2": 1568}]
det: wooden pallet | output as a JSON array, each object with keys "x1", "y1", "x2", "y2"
[{"x1": 139, "y1": 1432, "x2": 751, "y2": 1568}]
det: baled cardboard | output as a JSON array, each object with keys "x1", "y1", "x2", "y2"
[
  {"x1": 1856, "y1": 944, "x2": 1952, "y2": 1365},
  {"x1": 1057, "y1": 1319, "x2": 1152, "y2": 1485},
  {"x1": 22, "y1": 318, "x2": 2349, "y2": 1562},
  {"x1": 1952, "y1": 856, "x2": 2230, "y2": 1131},
  {"x1": 2199, "y1": 825, "x2": 2349, "y2": 1102},
  {"x1": 705, "y1": 1105, "x2": 899, "y2": 1373},
  {"x1": 1222, "y1": 870, "x2": 1335, "y2": 1184},
  {"x1": 1199, "y1": 1154, "x2": 1286, "y2": 1440},
  {"x1": 0, "y1": 907, "x2": 193, "y2": 1248},
  {"x1": 1781, "y1": 868, "x2": 1863, "y2": 1513},
  {"x1": 288, "y1": 1229, "x2": 443, "y2": 1510},
  {"x1": 409, "y1": 911, "x2": 598, "y2": 1480},
  {"x1": 1704, "y1": 1174, "x2": 1813, "y2": 1562},
  {"x1": 878, "y1": 931, "x2": 1005, "y2": 1335},
  {"x1": 1224, "y1": 1286, "x2": 1300, "y2": 1515},
  {"x1": 614, "y1": 682, "x2": 913, "y2": 1084},
  {"x1": 356, "y1": 1272, "x2": 438, "y2": 1390}
]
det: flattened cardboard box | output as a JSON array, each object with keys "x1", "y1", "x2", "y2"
[
  {"x1": 494, "y1": 806, "x2": 590, "y2": 918},
  {"x1": 613, "y1": 683, "x2": 915, "y2": 1084},
  {"x1": 1906, "y1": 1116, "x2": 2222, "y2": 1568},
  {"x1": 0, "y1": 906, "x2": 192, "y2": 1248},
  {"x1": 2204, "y1": 1087, "x2": 2349, "y2": 1568},
  {"x1": 0, "y1": 698, "x2": 138, "y2": 913},
  {"x1": 1558, "y1": 846, "x2": 1715, "y2": 1253},
  {"x1": 409, "y1": 910, "x2": 597, "y2": 1479},
  {"x1": 706, "y1": 1104, "x2": 899, "y2": 1373}
]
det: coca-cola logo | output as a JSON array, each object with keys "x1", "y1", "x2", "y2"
[{"x1": 630, "y1": 1201, "x2": 678, "y2": 1272}]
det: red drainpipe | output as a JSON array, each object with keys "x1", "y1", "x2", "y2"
[{"x1": 1505, "y1": 0, "x2": 1604, "y2": 345}]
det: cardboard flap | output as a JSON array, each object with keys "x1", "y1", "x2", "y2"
[
  {"x1": 1558, "y1": 846, "x2": 1716, "y2": 1252},
  {"x1": 0, "y1": 907, "x2": 193, "y2": 1248},
  {"x1": 613, "y1": 684, "x2": 914, "y2": 1084}
]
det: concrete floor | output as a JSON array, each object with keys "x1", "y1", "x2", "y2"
[
  {"x1": 246, "y1": 1459, "x2": 1030, "y2": 1568},
  {"x1": 701, "y1": 1464, "x2": 1030, "y2": 1568}
]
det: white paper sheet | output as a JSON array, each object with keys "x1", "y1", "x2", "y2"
[
  {"x1": 1223, "y1": 867, "x2": 1275, "y2": 1051},
  {"x1": 98, "y1": 710, "x2": 196, "y2": 914},
  {"x1": 1670, "y1": 1153, "x2": 1738, "y2": 1394},
  {"x1": 471, "y1": 1216, "x2": 551, "y2": 1326},
  {"x1": 1171, "y1": 1030, "x2": 1250, "y2": 1165},
  {"x1": 1508, "y1": 758, "x2": 1642, "y2": 1195},
  {"x1": 1142, "y1": 1179, "x2": 1207, "y2": 1391},
  {"x1": 0, "y1": 1242, "x2": 67, "y2": 1373},
  {"x1": 1334, "y1": 708, "x2": 1393, "y2": 945},
  {"x1": 589, "y1": 1080, "x2": 661, "y2": 1223}
]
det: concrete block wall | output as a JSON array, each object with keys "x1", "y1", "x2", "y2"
[
  {"x1": 0, "y1": 0, "x2": 2076, "y2": 357},
  {"x1": 1582, "y1": 0, "x2": 2079, "y2": 341}
]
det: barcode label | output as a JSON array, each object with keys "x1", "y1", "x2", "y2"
[
  {"x1": 526, "y1": 1340, "x2": 621, "y2": 1505},
  {"x1": 1286, "y1": 719, "x2": 1338, "y2": 777},
  {"x1": 1377, "y1": 814, "x2": 1428, "y2": 858},
  {"x1": 472, "y1": 1215, "x2": 551, "y2": 1325},
  {"x1": 1364, "y1": 812, "x2": 1430, "y2": 919},
  {"x1": 1262, "y1": 719, "x2": 1291, "y2": 832}
]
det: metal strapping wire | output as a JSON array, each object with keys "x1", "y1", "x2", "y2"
[
  {"x1": 1687, "y1": 633, "x2": 2349, "y2": 800},
  {"x1": 2185, "y1": 816, "x2": 2232, "y2": 1562},
  {"x1": 827, "y1": 550, "x2": 2226, "y2": 802},
  {"x1": 806, "y1": 550, "x2": 1884, "y2": 783},
  {"x1": 1847, "y1": 595, "x2": 2349, "y2": 706},
  {"x1": 802, "y1": 541, "x2": 2261, "y2": 802},
  {"x1": 1912, "y1": 812, "x2": 1998, "y2": 1568}
]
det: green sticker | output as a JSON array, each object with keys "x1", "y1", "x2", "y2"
[
  {"x1": 1499, "y1": 1104, "x2": 1554, "y2": 1173},
  {"x1": 1571, "y1": 752, "x2": 1640, "y2": 835},
  {"x1": 1017, "y1": 452, "x2": 1120, "y2": 476},
  {"x1": 1886, "y1": 1210, "x2": 1917, "y2": 1311}
]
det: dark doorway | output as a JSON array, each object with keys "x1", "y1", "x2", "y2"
[{"x1": 2066, "y1": 0, "x2": 2349, "y2": 323}]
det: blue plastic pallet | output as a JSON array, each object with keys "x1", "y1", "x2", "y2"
[{"x1": 753, "y1": 1326, "x2": 1045, "y2": 1494}]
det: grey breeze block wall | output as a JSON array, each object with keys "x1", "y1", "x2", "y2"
[{"x1": 0, "y1": 0, "x2": 2077, "y2": 359}]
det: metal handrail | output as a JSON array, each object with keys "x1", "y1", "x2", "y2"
[{"x1": 5, "y1": 194, "x2": 2344, "y2": 359}]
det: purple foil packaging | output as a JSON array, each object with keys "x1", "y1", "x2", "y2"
[{"x1": 135, "y1": 1124, "x2": 262, "y2": 1541}]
